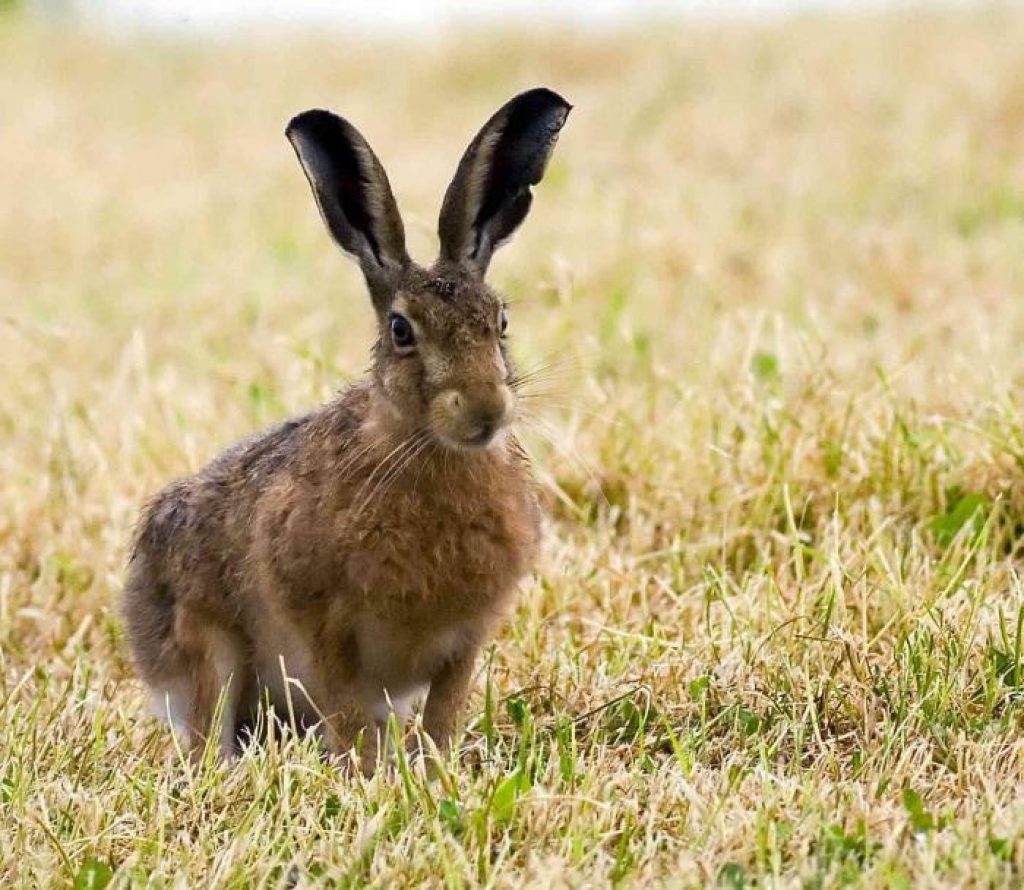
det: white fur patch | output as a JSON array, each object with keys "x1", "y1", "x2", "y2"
[
  {"x1": 369, "y1": 684, "x2": 429, "y2": 726},
  {"x1": 151, "y1": 684, "x2": 189, "y2": 738}
]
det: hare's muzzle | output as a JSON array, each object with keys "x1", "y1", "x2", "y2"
[{"x1": 430, "y1": 384, "x2": 514, "y2": 449}]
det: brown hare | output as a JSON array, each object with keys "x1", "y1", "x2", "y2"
[{"x1": 122, "y1": 88, "x2": 571, "y2": 769}]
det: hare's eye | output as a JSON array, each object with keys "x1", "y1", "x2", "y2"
[
  {"x1": 389, "y1": 313, "x2": 416, "y2": 350},
  {"x1": 499, "y1": 308, "x2": 509, "y2": 337}
]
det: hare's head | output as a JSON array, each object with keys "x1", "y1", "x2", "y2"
[{"x1": 286, "y1": 88, "x2": 570, "y2": 450}]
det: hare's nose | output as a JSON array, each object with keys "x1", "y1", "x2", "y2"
[{"x1": 465, "y1": 387, "x2": 511, "y2": 443}]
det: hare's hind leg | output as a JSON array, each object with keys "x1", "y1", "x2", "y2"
[
  {"x1": 181, "y1": 619, "x2": 248, "y2": 759},
  {"x1": 155, "y1": 616, "x2": 249, "y2": 760}
]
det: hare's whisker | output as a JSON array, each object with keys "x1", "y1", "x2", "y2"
[
  {"x1": 351, "y1": 428, "x2": 432, "y2": 517},
  {"x1": 518, "y1": 414, "x2": 611, "y2": 512},
  {"x1": 516, "y1": 399, "x2": 627, "y2": 428},
  {"x1": 371, "y1": 432, "x2": 433, "y2": 502},
  {"x1": 349, "y1": 431, "x2": 419, "y2": 509}
]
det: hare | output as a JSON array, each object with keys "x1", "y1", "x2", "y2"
[{"x1": 122, "y1": 88, "x2": 571, "y2": 769}]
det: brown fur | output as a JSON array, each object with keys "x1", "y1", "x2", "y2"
[{"x1": 121, "y1": 89, "x2": 570, "y2": 768}]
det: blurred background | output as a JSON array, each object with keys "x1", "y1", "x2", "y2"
[
  {"x1": 4, "y1": 0, "x2": 1024, "y2": 521},
  {"x1": 26, "y1": 0, "x2": 941, "y2": 34}
]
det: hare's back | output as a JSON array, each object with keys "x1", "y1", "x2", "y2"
[{"x1": 133, "y1": 385, "x2": 369, "y2": 564}]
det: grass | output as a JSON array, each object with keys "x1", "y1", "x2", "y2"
[{"x1": 3, "y1": 6, "x2": 1024, "y2": 887}]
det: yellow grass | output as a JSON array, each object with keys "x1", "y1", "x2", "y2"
[{"x1": 2, "y1": 7, "x2": 1024, "y2": 887}]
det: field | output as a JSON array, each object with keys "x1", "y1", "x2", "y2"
[{"x1": 3, "y1": 6, "x2": 1024, "y2": 887}]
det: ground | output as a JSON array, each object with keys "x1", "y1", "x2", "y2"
[{"x1": 2, "y1": 7, "x2": 1024, "y2": 887}]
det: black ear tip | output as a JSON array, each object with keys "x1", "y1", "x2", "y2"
[
  {"x1": 285, "y1": 108, "x2": 346, "y2": 143},
  {"x1": 518, "y1": 87, "x2": 572, "y2": 115}
]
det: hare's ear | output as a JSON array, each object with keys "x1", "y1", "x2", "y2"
[
  {"x1": 438, "y1": 87, "x2": 570, "y2": 275},
  {"x1": 286, "y1": 109, "x2": 408, "y2": 299}
]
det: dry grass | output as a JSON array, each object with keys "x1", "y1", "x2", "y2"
[{"x1": 3, "y1": 6, "x2": 1024, "y2": 887}]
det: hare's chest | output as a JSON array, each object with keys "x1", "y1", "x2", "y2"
[{"x1": 346, "y1": 477, "x2": 540, "y2": 609}]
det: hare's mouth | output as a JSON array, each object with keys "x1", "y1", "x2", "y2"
[
  {"x1": 436, "y1": 423, "x2": 506, "y2": 452},
  {"x1": 464, "y1": 423, "x2": 501, "y2": 448}
]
